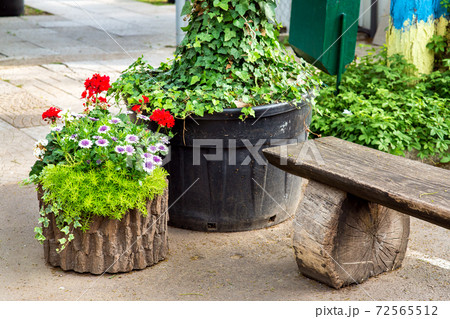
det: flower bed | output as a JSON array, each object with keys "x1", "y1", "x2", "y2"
[{"x1": 24, "y1": 74, "x2": 174, "y2": 273}]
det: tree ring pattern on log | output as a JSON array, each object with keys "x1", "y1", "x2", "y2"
[
  {"x1": 333, "y1": 194, "x2": 410, "y2": 286},
  {"x1": 39, "y1": 188, "x2": 169, "y2": 275},
  {"x1": 293, "y1": 180, "x2": 410, "y2": 289}
]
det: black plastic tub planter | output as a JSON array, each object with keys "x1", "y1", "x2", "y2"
[
  {"x1": 166, "y1": 101, "x2": 311, "y2": 232},
  {"x1": 0, "y1": 0, "x2": 24, "y2": 16}
]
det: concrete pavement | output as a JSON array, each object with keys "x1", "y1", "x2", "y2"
[{"x1": 0, "y1": 0, "x2": 448, "y2": 301}]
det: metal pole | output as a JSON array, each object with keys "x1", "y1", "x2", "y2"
[{"x1": 176, "y1": 0, "x2": 189, "y2": 46}]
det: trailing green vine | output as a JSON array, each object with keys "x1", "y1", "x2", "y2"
[{"x1": 108, "y1": 0, "x2": 319, "y2": 120}]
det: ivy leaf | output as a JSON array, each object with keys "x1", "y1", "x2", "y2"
[
  {"x1": 233, "y1": 18, "x2": 245, "y2": 29},
  {"x1": 260, "y1": 1, "x2": 276, "y2": 21},
  {"x1": 213, "y1": 0, "x2": 229, "y2": 11},
  {"x1": 230, "y1": 48, "x2": 241, "y2": 59},
  {"x1": 190, "y1": 76, "x2": 200, "y2": 85},
  {"x1": 235, "y1": 2, "x2": 249, "y2": 16},
  {"x1": 61, "y1": 226, "x2": 70, "y2": 235},
  {"x1": 224, "y1": 28, "x2": 236, "y2": 41},
  {"x1": 181, "y1": 0, "x2": 192, "y2": 16}
]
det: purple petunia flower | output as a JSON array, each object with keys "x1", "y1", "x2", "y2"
[
  {"x1": 160, "y1": 136, "x2": 169, "y2": 144},
  {"x1": 152, "y1": 155, "x2": 163, "y2": 166},
  {"x1": 95, "y1": 139, "x2": 109, "y2": 147},
  {"x1": 141, "y1": 153, "x2": 153, "y2": 159},
  {"x1": 109, "y1": 117, "x2": 121, "y2": 124},
  {"x1": 92, "y1": 135, "x2": 101, "y2": 140},
  {"x1": 124, "y1": 145, "x2": 135, "y2": 155},
  {"x1": 137, "y1": 114, "x2": 150, "y2": 121},
  {"x1": 115, "y1": 146, "x2": 126, "y2": 154},
  {"x1": 156, "y1": 143, "x2": 168, "y2": 153},
  {"x1": 111, "y1": 136, "x2": 118, "y2": 142},
  {"x1": 98, "y1": 125, "x2": 110, "y2": 133},
  {"x1": 51, "y1": 126, "x2": 62, "y2": 132},
  {"x1": 142, "y1": 160, "x2": 155, "y2": 173},
  {"x1": 89, "y1": 117, "x2": 99, "y2": 121},
  {"x1": 79, "y1": 139, "x2": 92, "y2": 149},
  {"x1": 148, "y1": 145, "x2": 158, "y2": 153},
  {"x1": 125, "y1": 134, "x2": 139, "y2": 144},
  {"x1": 69, "y1": 134, "x2": 78, "y2": 141},
  {"x1": 96, "y1": 160, "x2": 102, "y2": 165}
]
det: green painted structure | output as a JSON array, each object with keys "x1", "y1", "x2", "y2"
[{"x1": 289, "y1": 0, "x2": 361, "y2": 87}]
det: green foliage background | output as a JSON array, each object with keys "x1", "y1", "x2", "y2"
[{"x1": 312, "y1": 47, "x2": 450, "y2": 164}]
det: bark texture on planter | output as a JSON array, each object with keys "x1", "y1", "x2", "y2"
[
  {"x1": 293, "y1": 180, "x2": 410, "y2": 289},
  {"x1": 39, "y1": 188, "x2": 169, "y2": 275}
]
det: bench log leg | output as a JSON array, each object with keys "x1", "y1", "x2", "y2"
[{"x1": 293, "y1": 180, "x2": 410, "y2": 289}]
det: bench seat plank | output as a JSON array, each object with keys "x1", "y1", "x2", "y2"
[{"x1": 263, "y1": 136, "x2": 450, "y2": 229}]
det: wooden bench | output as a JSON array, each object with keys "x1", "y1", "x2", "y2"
[{"x1": 262, "y1": 136, "x2": 450, "y2": 289}]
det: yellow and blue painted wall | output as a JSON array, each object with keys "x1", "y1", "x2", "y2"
[{"x1": 387, "y1": 0, "x2": 449, "y2": 74}]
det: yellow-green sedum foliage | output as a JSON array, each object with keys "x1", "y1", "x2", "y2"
[
  {"x1": 36, "y1": 162, "x2": 168, "y2": 252},
  {"x1": 40, "y1": 162, "x2": 168, "y2": 223}
]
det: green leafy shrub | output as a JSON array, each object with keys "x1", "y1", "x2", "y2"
[
  {"x1": 108, "y1": 0, "x2": 319, "y2": 119},
  {"x1": 312, "y1": 46, "x2": 450, "y2": 164}
]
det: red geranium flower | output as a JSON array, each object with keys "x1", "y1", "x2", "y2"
[
  {"x1": 139, "y1": 95, "x2": 149, "y2": 104},
  {"x1": 131, "y1": 104, "x2": 141, "y2": 113},
  {"x1": 42, "y1": 107, "x2": 62, "y2": 124},
  {"x1": 91, "y1": 96, "x2": 108, "y2": 104},
  {"x1": 82, "y1": 73, "x2": 110, "y2": 98},
  {"x1": 150, "y1": 109, "x2": 175, "y2": 128}
]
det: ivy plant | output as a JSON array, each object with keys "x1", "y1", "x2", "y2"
[{"x1": 108, "y1": 0, "x2": 319, "y2": 120}]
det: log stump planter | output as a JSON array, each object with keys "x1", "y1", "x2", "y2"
[{"x1": 38, "y1": 188, "x2": 169, "y2": 275}]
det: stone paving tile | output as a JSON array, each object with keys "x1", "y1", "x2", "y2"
[
  {"x1": 37, "y1": 20, "x2": 85, "y2": 28},
  {"x1": 21, "y1": 15, "x2": 66, "y2": 23},
  {"x1": 26, "y1": 0, "x2": 176, "y2": 40},
  {"x1": 0, "y1": 90, "x2": 49, "y2": 129},
  {"x1": 0, "y1": 41, "x2": 56, "y2": 60},
  {"x1": 0, "y1": 16, "x2": 45, "y2": 30},
  {"x1": 0, "y1": 79, "x2": 21, "y2": 94},
  {"x1": 20, "y1": 125, "x2": 50, "y2": 142},
  {"x1": 11, "y1": 28, "x2": 109, "y2": 56},
  {"x1": 0, "y1": 0, "x2": 176, "y2": 65},
  {"x1": 0, "y1": 65, "x2": 66, "y2": 101},
  {"x1": 48, "y1": 63, "x2": 123, "y2": 83},
  {"x1": 47, "y1": 26, "x2": 135, "y2": 53},
  {"x1": 0, "y1": 119, "x2": 37, "y2": 184}
]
